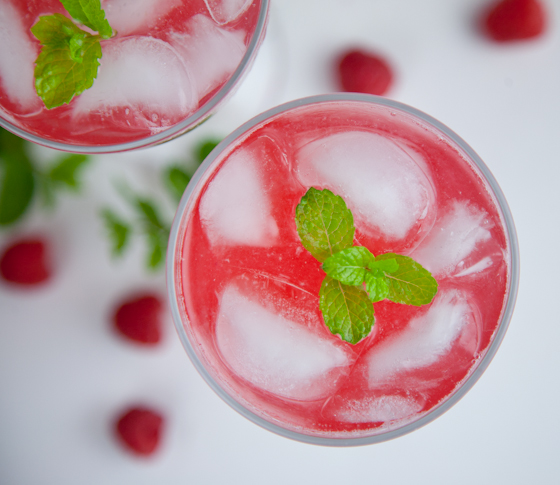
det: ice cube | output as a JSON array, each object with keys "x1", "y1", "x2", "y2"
[
  {"x1": 411, "y1": 200, "x2": 492, "y2": 277},
  {"x1": 169, "y1": 14, "x2": 246, "y2": 101},
  {"x1": 294, "y1": 131, "x2": 436, "y2": 242},
  {"x1": 0, "y1": 1, "x2": 41, "y2": 113},
  {"x1": 333, "y1": 394, "x2": 424, "y2": 424},
  {"x1": 367, "y1": 290, "x2": 476, "y2": 385},
  {"x1": 103, "y1": 0, "x2": 182, "y2": 36},
  {"x1": 215, "y1": 284, "x2": 351, "y2": 401},
  {"x1": 454, "y1": 256, "x2": 494, "y2": 277},
  {"x1": 204, "y1": 0, "x2": 253, "y2": 25},
  {"x1": 199, "y1": 141, "x2": 279, "y2": 247},
  {"x1": 72, "y1": 36, "x2": 196, "y2": 130}
]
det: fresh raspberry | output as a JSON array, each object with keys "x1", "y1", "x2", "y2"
[
  {"x1": 483, "y1": 0, "x2": 546, "y2": 42},
  {"x1": 0, "y1": 238, "x2": 51, "y2": 285},
  {"x1": 113, "y1": 294, "x2": 163, "y2": 345},
  {"x1": 336, "y1": 49, "x2": 393, "y2": 96},
  {"x1": 115, "y1": 407, "x2": 164, "y2": 456}
]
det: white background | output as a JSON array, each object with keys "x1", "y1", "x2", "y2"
[{"x1": 1, "y1": 0, "x2": 559, "y2": 483}]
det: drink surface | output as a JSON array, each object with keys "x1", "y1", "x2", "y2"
[
  {"x1": 174, "y1": 99, "x2": 511, "y2": 439},
  {"x1": 0, "y1": 0, "x2": 262, "y2": 147}
]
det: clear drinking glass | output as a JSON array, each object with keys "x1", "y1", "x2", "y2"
[
  {"x1": 167, "y1": 93, "x2": 519, "y2": 446},
  {"x1": 0, "y1": 0, "x2": 269, "y2": 154}
]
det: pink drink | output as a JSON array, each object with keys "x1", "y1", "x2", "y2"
[
  {"x1": 0, "y1": 0, "x2": 267, "y2": 152},
  {"x1": 168, "y1": 95, "x2": 518, "y2": 444}
]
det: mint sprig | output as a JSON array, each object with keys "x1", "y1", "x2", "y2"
[
  {"x1": 295, "y1": 188, "x2": 438, "y2": 344},
  {"x1": 31, "y1": 0, "x2": 114, "y2": 109},
  {"x1": 101, "y1": 190, "x2": 170, "y2": 271}
]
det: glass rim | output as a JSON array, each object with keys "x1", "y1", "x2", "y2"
[
  {"x1": 0, "y1": 0, "x2": 269, "y2": 155},
  {"x1": 166, "y1": 93, "x2": 520, "y2": 447}
]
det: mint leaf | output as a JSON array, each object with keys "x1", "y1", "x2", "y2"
[
  {"x1": 101, "y1": 209, "x2": 130, "y2": 257},
  {"x1": 319, "y1": 276, "x2": 374, "y2": 345},
  {"x1": 195, "y1": 139, "x2": 221, "y2": 163},
  {"x1": 322, "y1": 246, "x2": 375, "y2": 285},
  {"x1": 32, "y1": 14, "x2": 102, "y2": 109},
  {"x1": 376, "y1": 253, "x2": 438, "y2": 306},
  {"x1": 61, "y1": 0, "x2": 113, "y2": 38},
  {"x1": 295, "y1": 188, "x2": 355, "y2": 262},
  {"x1": 0, "y1": 129, "x2": 35, "y2": 226},
  {"x1": 34, "y1": 154, "x2": 89, "y2": 208},
  {"x1": 48, "y1": 154, "x2": 89, "y2": 190},
  {"x1": 135, "y1": 198, "x2": 169, "y2": 234},
  {"x1": 364, "y1": 272, "x2": 389, "y2": 302},
  {"x1": 133, "y1": 197, "x2": 170, "y2": 269},
  {"x1": 364, "y1": 257, "x2": 398, "y2": 302},
  {"x1": 322, "y1": 248, "x2": 400, "y2": 303},
  {"x1": 68, "y1": 31, "x2": 89, "y2": 63},
  {"x1": 146, "y1": 228, "x2": 167, "y2": 270},
  {"x1": 30, "y1": 14, "x2": 80, "y2": 44},
  {"x1": 164, "y1": 138, "x2": 222, "y2": 202},
  {"x1": 165, "y1": 166, "x2": 191, "y2": 202},
  {"x1": 0, "y1": 156, "x2": 35, "y2": 226},
  {"x1": 367, "y1": 258, "x2": 399, "y2": 275},
  {"x1": 0, "y1": 127, "x2": 32, "y2": 166}
]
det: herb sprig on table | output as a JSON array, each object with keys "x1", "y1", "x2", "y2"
[
  {"x1": 0, "y1": 128, "x2": 90, "y2": 226},
  {"x1": 101, "y1": 138, "x2": 221, "y2": 270}
]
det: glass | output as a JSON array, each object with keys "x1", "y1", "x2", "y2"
[
  {"x1": 166, "y1": 93, "x2": 519, "y2": 446},
  {"x1": 0, "y1": 0, "x2": 269, "y2": 154}
]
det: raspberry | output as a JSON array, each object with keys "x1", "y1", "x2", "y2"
[
  {"x1": 336, "y1": 49, "x2": 393, "y2": 96},
  {"x1": 115, "y1": 407, "x2": 164, "y2": 456},
  {"x1": 483, "y1": 0, "x2": 546, "y2": 42},
  {"x1": 0, "y1": 238, "x2": 51, "y2": 286},
  {"x1": 113, "y1": 294, "x2": 163, "y2": 345}
]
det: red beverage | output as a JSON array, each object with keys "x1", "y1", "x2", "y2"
[
  {"x1": 167, "y1": 95, "x2": 518, "y2": 444},
  {"x1": 0, "y1": 0, "x2": 267, "y2": 152}
]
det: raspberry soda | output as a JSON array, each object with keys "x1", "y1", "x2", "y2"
[
  {"x1": 0, "y1": 0, "x2": 267, "y2": 152},
  {"x1": 167, "y1": 94, "x2": 518, "y2": 445}
]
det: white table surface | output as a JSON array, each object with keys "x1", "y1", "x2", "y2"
[{"x1": 1, "y1": 0, "x2": 559, "y2": 483}]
